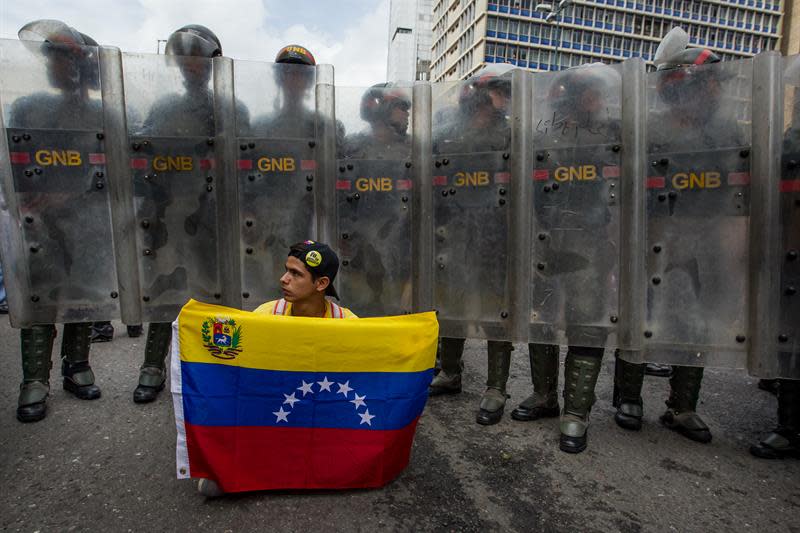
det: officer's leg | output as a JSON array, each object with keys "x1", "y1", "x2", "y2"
[
  {"x1": 659, "y1": 365, "x2": 711, "y2": 443},
  {"x1": 560, "y1": 346, "x2": 604, "y2": 454},
  {"x1": 476, "y1": 340, "x2": 512, "y2": 426},
  {"x1": 17, "y1": 325, "x2": 56, "y2": 422},
  {"x1": 510, "y1": 343, "x2": 559, "y2": 421},
  {"x1": 61, "y1": 322, "x2": 101, "y2": 400},
  {"x1": 612, "y1": 350, "x2": 645, "y2": 430},
  {"x1": 133, "y1": 322, "x2": 171, "y2": 403},
  {"x1": 750, "y1": 379, "x2": 800, "y2": 459},
  {"x1": 429, "y1": 337, "x2": 465, "y2": 396}
]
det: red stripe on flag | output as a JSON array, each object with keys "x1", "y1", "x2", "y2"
[
  {"x1": 602, "y1": 165, "x2": 620, "y2": 178},
  {"x1": 336, "y1": 179, "x2": 351, "y2": 190},
  {"x1": 647, "y1": 176, "x2": 665, "y2": 189},
  {"x1": 433, "y1": 175, "x2": 448, "y2": 186},
  {"x1": 396, "y1": 179, "x2": 413, "y2": 190},
  {"x1": 130, "y1": 158, "x2": 148, "y2": 169},
  {"x1": 88, "y1": 153, "x2": 106, "y2": 165},
  {"x1": 200, "y1": 159, "x2": 214, "y2": 170},
  {"x1": 533, "y1": 169, "x2": 549, "y2": 181},
  {"x1": 237, "y1": 159, "x2": 253, "y2": 170},
  {"x1": 10, "y1": 152, "x2": 30, "y2": 164},
  {"x1": 494, "y1": 172, "x2": 511, "y2": 183},
  {"x1": 780, "y1": 180, "x2": 800, "y2": 193},
  {"x1": 301, "y1": 160, "x2": 316, "y2": 171},
  {"x1": 727, "y1": 172, "x2": 750, "y2": 186},
  {"x1": 184, "y1": 419, "x2": 419, "y2": 492}
]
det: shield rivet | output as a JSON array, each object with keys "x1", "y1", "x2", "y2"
[
  {"x1": 243, "y1": 292, "x2": 250, "y2": 298},
  {"x1": 735, "y1": 335, "x2": 746, "y2": 343},
  {"x1": 610, "y1": 315, "x2": 618, "y2": 323},
  {"x1": 110, "y1": 292, "x2": 118, "y2": 299},
  {"x1": 644, "y1": 330, "x2": 653, "y2": 338},
  {"x1": 500, "y1": 311, "x2": 508, "y2": 319},
  {"x1": 778, "y1": 334, "x2": 788, "y2": 343},
  {"x1": 143, "y1": 296, "x2": 150, "y2": 302},
  {"x1": 31, "y1": 295, "x2": 39, "y2": 302}
]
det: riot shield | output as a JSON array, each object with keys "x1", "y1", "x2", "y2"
[
  {"x1": 0, "y1": 38, "x2": 119, "y2": 326},
  {"x1": 431, "y1": 79, "x2": 512, "y2": 340},
  {"x1": 234, "y1": 61, "x2": 319, "y2": 309},
  {"x1": 529, "y1": 64, "x2": 622, "y2": 348},
  {"x1": 123, "y1": 53, "x2": 221, "y2": 322},
  {"x1": 776, "y1": 59, "x2": 800, "y2": 377},
  {"x1": 631, "y1": 59, "x2": 753, "y2": 368},
  {"x1": 335, "y1": 84, "x2": 414, "y2": 316}
]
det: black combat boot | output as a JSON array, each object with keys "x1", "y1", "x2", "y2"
[
  {"x1": 612, "y1": 350, "x2": 645, "y2": 431},
  {"x1": 751, "y1": 379, "x2": 800, "y2": 459},
  {"x1": 133, "y1": 322, "x2": 171, "y2": 403},
  {"x1": 90, "y1": 321, "x2": 114, "y2": 343},
  {"x1": 511, "y1": 343, "x2": 559, "y2": 421},
  {"x1": 660, "y1": 365, "x2": 711, "y2": 443},
  {"x1": 560, "y1": 347, "x2": 604, "y2": 454},
  {"x1": 61, "y1": 323, "x2": 101, "y2": 400},
  {"x1": 476, "y1": 341, "x2": 512, "y2": 426},
  {"x1": 17, "y1": 325, "x2": 56, "y2": 422},
  {"x1": 758, "y1": 379, "x2": 779, "y2": 395},
  {"x1": 127, "y1": 324, "x2": 144, "y2": 338},
  {"x1": 645, "y1": 363, "x2": 673, "y2": 377},
  {"x1": 429, "y1": 337, "x2": 465, "y2": 396}
]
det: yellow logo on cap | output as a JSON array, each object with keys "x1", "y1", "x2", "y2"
[{"x1": 305, "y1": 250, "x2": 322, "y2": 267}]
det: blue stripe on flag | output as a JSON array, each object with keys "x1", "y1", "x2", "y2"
[{"x1": 181, "y1": 362, "x2": 433, "y2": 431}]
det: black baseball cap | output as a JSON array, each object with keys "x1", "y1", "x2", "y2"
[{"x1": 288, "y1": 240, "x2": 340, "y2": 299}]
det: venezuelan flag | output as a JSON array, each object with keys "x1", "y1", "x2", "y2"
[{"x1": 171, "y1": 299, "x2": 438, "y2": 492}]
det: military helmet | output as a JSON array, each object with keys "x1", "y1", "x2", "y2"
[
  {"x1": 275, "y1": 44, "x2": 316, "y2": 66},
  {"x1": 18, "y1": 19, "x2": 90, "y2": 48},
  {"x1": 459, "y1": 63, "x2": 514, "y2": 110},
  {"x1": 165, "y1": 24, "x2": 222, "y2": 58},
  {"x1": 654, "y1": 27, "x2": 720, "y2": 71},
  {"x1": 548, "y1": 62, "x2": 619, "y2": 116},
  {"x1": 360, "y1": 82, "x2": 411, "y2": 123},
  {"x1": 654, "y1": 27, "x2": 722, "y2": 106}
]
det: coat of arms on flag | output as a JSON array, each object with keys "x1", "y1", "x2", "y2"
[{"x1": 171, "y1": 299, "x2": 438, "y2": 493}]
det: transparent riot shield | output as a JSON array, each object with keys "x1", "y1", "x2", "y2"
[
  {"x1": 431, "y1": 79, "x2": 513, "y2": 340},
  {"x1": 775, "y1": 58, "x2": 800, "y2": 377},
  {"x1": 0, "y1": 38, "x2": 119, "y2": 326},
  {"x1": 529, "y1": 64, "x2": 622, "y2": 348},
  {"x1": 335, "y1": 84, "x2": 414, "y2": 316},
  {"x1": 631, "y1": 59, "x2": 753, "y2": 368},
  {"x1": 123, "y1": 53, "x2": 221, "y2": 322},
  {"x1": 234, "y1": 61, "x2": 319, "y2": 309}
]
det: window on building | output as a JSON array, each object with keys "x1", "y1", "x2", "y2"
[
  {"x1": 488, "y1": 16, "x2": 497, "y2": 31},
  {"x1": 510, "y1": 20, "x2": 519, "y2": 35}
]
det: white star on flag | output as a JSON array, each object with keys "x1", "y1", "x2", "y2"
[
  {"x1": 359, "y1": 409, "x2": 376, "y2": 426},
  {"x1": 283, "y1": 392, "x2": 300, "y2": 408},
  {"x1": 317, "y1": 376, "x2": 334, "y2": 392},
  {"x1": 337, "y1": 381, "x2": 353, "y2": 398},
  {"x1": 273, "y1": 407, "x2": 290, "y2": 423},
  {"x1": 297, "y1": 381, "x2": 314, "y2": 397},
  {"x1": 350, "y1": 393, "x2": 367, "y2": 409}
]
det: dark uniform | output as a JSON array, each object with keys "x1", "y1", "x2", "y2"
[
  {"x1": 337, "y1": 83, "x2": 413, "y2": 316},
  {"x1": 133, "y1": 24, "x2": 233, "y2": 403},
  {"x1": 13, "y1": 20, "x2": 102, "y2": 422},
  {"x1": 511, "y1": 64, "x2": 621, "y2": 453},
  {"x1": 613, "y1": 30, "x2": 742, "y2": 443},
  {"x1": 428, "y1": 66, "x2": 516, "y2": 426}
]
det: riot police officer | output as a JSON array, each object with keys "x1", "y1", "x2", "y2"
[
  {"x1": 13, "y1": 19, "x2": 102, "y2": 422},
  {"x1": 337, "y1": 83, "x2": 413, "y2": 315},
  {"x1": 613, "y1": 28, "x2": 745, "y2": 443},
  {"x1": 750, "y1": 59, "x2": 800, "y2": 460},
  {"x1": 512, "y1": 64, "x2": 621, "y2": 453},
  {"x1": 429, "y1": 65, "x2": 516, "y2": 425},
  {"x1": 343, "y1": 83, "x2": 410, "y2": 159},
  {"x1": 133, "y1": 24, "x2": 226, "y2": 403},
  {"x1": 250, "y1": 44, "x2": 318, "y2": 138}
]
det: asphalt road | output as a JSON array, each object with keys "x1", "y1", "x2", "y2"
[{"x1": 1, "y1": 318, "x2": 798, "y2": 532}]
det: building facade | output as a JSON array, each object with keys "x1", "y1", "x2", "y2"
[
  {"x1": 387, "y1": 0, "x2": 435, "y2": 82},
  {"x1": 431, "y1": 0, "x2": 786, "y2": 82}
]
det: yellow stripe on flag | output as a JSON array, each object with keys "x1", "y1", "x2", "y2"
[{"x1": 177, "y1": 299, "x2": 438, "y2": 373}]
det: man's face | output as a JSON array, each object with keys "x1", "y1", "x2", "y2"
[
  {"x1": 279, "y1": 256, "x2": 327, "y2": 302},
  {"x1": 388, "y1": 103, "x2": 409, "y2": 135}
]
